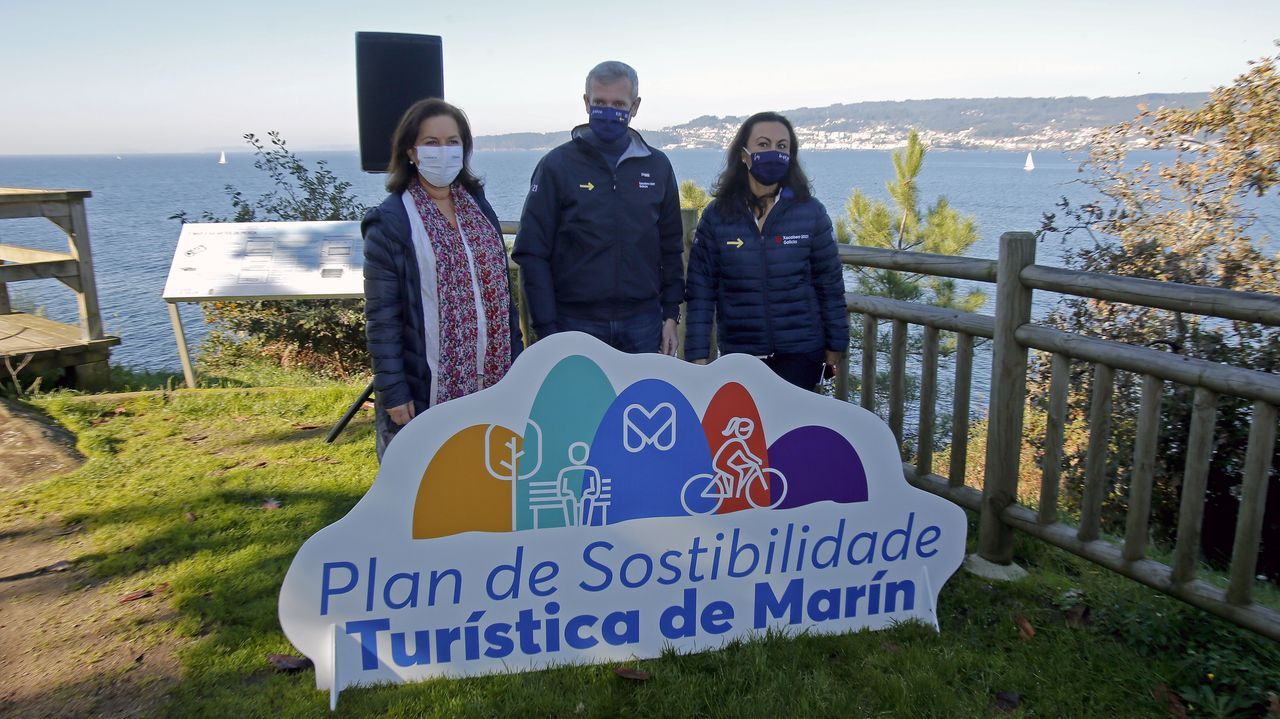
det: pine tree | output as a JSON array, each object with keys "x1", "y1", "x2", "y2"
[
  {"x1": 679, "y1": 179, "x2": 711, "y2": 215},
  {"x1": 838, "y1": 129, "x2": 985, "y2": 312},
  {"x1": 835, "y1": 130, "x2": 986, "y2": 448}
]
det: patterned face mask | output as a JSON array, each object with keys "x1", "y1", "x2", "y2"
[{"x1": 588, "y1": 106, "x2": 630, "y2": 143}]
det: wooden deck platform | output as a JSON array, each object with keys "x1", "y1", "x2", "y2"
[
  {"x1": 0, "y1": 312, "x2": 119, "y2": 388},
  {"x1": 0, "y1": 187, "x2": 117, "y2": 390}
]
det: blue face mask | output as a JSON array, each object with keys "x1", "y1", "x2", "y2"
[
  {"x1": 589, "y1": 105, "x2": 630, "y2": 143},
  {"x1": 747, "y1": 150, "x2": 790, "y2": 185}
]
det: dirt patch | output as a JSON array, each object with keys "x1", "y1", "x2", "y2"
[{"x1": 0, "y1": 400, "x2": 182, "y2": 718}]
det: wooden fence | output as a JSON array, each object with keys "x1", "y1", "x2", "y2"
[
  {"x1": 832, "y1": 231, "x2": 1279, "y2": 642},
  {"x1": 504, "y1": 212, "x2": 1280, "y2": 641}
]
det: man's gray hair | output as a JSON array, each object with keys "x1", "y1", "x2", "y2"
[{"x1": 585, "y1": 61, "x2": 639, "y2": 100}]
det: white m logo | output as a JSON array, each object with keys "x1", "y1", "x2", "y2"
[{"x1": 622, "y1": 403, "x2": 676, "y2": 453}]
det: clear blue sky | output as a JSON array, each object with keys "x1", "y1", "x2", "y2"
[{"x1": 2, "y1": 0, "x2": 1277, "y2": 154}]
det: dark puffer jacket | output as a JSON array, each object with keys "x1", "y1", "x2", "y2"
[
  {"x1": 684, "y1": 191, "x2": 848, "y2": 360},
  {"x1": 362, "y1": 188, "x2": 523, "y2": 413},
  {"x1": 512, "y1": 126, "x2": 685, "y2": 336}
]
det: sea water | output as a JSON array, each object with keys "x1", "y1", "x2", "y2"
[{"x1": 0, "y1": 149, "x2": 1273, "y2": 378}]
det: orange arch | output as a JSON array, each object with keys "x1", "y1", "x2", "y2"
[{"x1": 412, "y1": 424, "x2": 515, "y2": 539}]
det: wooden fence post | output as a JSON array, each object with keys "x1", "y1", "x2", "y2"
[
  {"x1": 0, "y1": 259, "x2": 9, "y2": 314},
  {"x1": 67, "y1": 197, "x2": 104, "y2": 341},
  {"x1": 978, "y1": 232, "x2": 1036, "y2": 565}
]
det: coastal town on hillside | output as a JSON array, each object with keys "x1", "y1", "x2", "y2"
[
  {"x1": 476, "y1": 93, "x2": 1207, "y2": 152},
  {"x1": 659, "y1": 121, "x2": 1103, "y2": 151}
]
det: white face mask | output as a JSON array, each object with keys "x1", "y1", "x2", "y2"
[{"x1": 414, "y1": 145, "x2": 464, "y2": 188}]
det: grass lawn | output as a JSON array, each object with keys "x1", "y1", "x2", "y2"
[{"x1": 4, "y1": 383, "x2": 1277, "y2": 718}]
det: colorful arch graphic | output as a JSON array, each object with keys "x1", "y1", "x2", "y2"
[{"x1": 412, "y1": 355, "x2": 868, "y2": 538}]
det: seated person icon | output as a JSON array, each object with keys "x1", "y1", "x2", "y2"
[{"x1": 555, "y1": 442, "x2": 611, "y2": 527}]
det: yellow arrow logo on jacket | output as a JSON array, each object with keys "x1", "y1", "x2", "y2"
[
  {"x1": 579, "y1": 181, "x2": 595, "y2": 191},
  {"x1": 726, "y1": 238, "x2": 744, "y2": 248}
]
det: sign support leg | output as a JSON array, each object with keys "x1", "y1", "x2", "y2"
[
  {"x1": 326, "y1": 380, "x2": 376, "y2": 443},
  {"x1": 168, "y1": 302, "x2": 197, "y2": 389},
  {"x1": 329, "y1": 623, "x2": 340, "y2": 711}
]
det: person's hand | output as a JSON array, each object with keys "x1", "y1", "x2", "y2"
[
  {"x1": 660, "y1": 319, "x2": 679, "y2": 356},
  {"x1": 387, "y1": 402, "x2": 416, "y2": 426},
  {"x1": 692, "y1": 358, "x2": 708, "y2": 365},
  {"x1": 825, "y1": 350, "x2": 844, "y2": 368}
]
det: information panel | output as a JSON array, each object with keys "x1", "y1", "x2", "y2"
[{"x1": 162, "y1": 221, "x2": 364, "y2": 301}]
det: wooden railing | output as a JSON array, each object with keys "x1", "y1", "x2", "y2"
[
  {"x1": 0, "y1": 188, "x2": 104, "y2": 339},
  {"x1": 503, "y1": 215, "x2": 1279, "y2": 641},
  {"x1": 836, "y1": 232, "x2": 1280, "y2": 642}
]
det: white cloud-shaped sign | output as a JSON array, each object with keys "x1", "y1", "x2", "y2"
[{"x1": 279, "y1": 333, "x2": 967, "y2": 706}]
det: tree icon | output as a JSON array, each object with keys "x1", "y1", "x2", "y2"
[{"x1": 484, "y1": 420, "x2": 544, "y2": 527}]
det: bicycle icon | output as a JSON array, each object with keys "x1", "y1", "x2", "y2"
[{"x1": 680, "y1": 417, "x2": 788, "y2": 515}]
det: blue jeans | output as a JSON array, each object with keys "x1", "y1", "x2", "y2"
[
  {"x1": 764, "y1": 350, "x2": 826, "y2": 391},
  {"x1": 557, "y1": 307, "x2": 663, "y2": 354}
]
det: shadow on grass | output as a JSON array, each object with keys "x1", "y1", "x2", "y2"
[{"x1": 239, "y1": 415, "x2": 375, "y2": 448}]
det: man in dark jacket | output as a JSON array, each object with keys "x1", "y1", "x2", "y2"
[{"x1": 513, "y1": 60, "x2": 684, "y2": 355}]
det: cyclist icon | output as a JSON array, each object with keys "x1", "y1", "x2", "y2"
[{"x1": 681, "y1": 416, "x2": 787, "y2": 515}]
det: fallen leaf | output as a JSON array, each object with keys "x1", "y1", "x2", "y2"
[
  {"x1": 183, "y1": 511, "x2": 197, "y2": 522},
  {"x1": 994, "y1": 691, "x2": 1022, "y2": 712},
  {"x1": 112, "y1": 406, "x2": 129, "y2": 415},
  {"x1": 261, "y1": 498, "x2": 282, "y2": 510},
  {"x1": 1015, "y1": 615, "x2": 1035, "y2": 640},
  {"x1": 613, "y1": 666, "x2": 651, "y2": 681},
  {"x1": 1064, "y1": 602, "x2": 1092, "y2": 628},
  {"x1": 155, "y1": 583, "x2": 170, "y2": 594},
  {"x1": 48, "y1": 560, "x2": 72, "y2": 573},
  {"x1": 1152, "y1": 684, "x2": 1188, "y2": 718},
  {"x1": 119, "y1": 589, "x2": 153, "y2": 603},
  {"x1": 252, "y1": 461, "x2": 269, "y2": 468},
  {"x1": 134, "y1": 653, "x2": 145, "y2": 664},
  {"x1": 268, "y1": 653, "x2": 314, "y2": 672},
  {"x1": 292, "y1": 423, "x2": 321, "y2": 431},
  {"x1": 184, "y1": 434, "x2": 208, "y2": 443}
]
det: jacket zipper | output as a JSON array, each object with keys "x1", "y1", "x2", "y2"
[{"x1": 754, "y1": 203, "x2": 777, "y2": 351}]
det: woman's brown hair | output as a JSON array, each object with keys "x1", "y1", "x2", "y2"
[{"x1": 385, "y1": 98, "x2": 484, "y2": 195}]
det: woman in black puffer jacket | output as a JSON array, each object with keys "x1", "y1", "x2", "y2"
[
  {"x1": 362, "y1": 99, "x2": 523, "y2": 460},
  {"x1": 684, "y1": 111, "x2": 849, "y2": 389}
]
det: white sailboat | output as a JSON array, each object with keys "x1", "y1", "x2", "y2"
[
  {"x1": 1023, "y1": 152, "x2": 1035, "y2": 171},
  {"x1": 218, "y1": 151, "x2": 227, "y2": 165}
]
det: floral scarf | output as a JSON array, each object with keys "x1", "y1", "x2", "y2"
[{"x1": 407, "y1": 182, "x2": 512, "y2": 404}]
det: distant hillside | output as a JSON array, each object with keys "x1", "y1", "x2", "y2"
[{"x1": 476, "y1": 93, "x2": 1208, "y2": 151}]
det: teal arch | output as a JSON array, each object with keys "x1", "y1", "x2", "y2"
[{"x1": 516, "y1": 355, "x2": 616, "y2": 530}]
